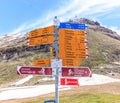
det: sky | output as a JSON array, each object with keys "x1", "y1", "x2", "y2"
[{"x1": 0, "y1": 0, "x2": 120, "y2": 35}]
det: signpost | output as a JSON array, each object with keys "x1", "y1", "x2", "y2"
[
  {"x1": 61, "y1": 67, "x2": 92, "y2": 77},
  {"x1": 54, "y1": 16, "x2": 60, "y2": 103},
  {"x1": 17, "y1": 17, "x2": 90, "y2": 103},
  {"x1": 28, "y1": 35, "x2": 54, "y2": 46},
  {"x1": 58, "y1": 28, "x2": 88, "y2": 66},
  {"x1": 17, "y1": 66, "x2": 52, "y2": 76},
  {"x1": 34, "y1": 58, "x2": 51, "y2": 66},
  {"x1": 58, "y1": 29, "x2": 86, "y2": 36},
  {"x1": 51, "y1": 59, "x2": 62, "y2": 68},
  {"x1": 59, "y1": 22, "x2": 88, "y2": 30},
  {"x1": 62, "y1": 58, "x2": 82, "y2": 66},
  {"x1": 60, "y1": 78, "x2": 79, "y2": 86},
  {"x1": 29, "y1": 25, "x2": 55, "y2": 38},
  {"x1": 44, "y1": 100, "x2": 56, "y2": 103},
  {"x1": 51, "y1": 59, "x2": 62, "y2": 76}
]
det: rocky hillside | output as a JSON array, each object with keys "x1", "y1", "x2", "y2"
[
  {"x1": 69, "y1": 18, "x2": 120, "y2": 40},
  {"x1": 0, "y1": 32, "x2": 27, "y2": 48}
]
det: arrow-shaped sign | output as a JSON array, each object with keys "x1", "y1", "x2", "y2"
[
  {"x1": 59, "y1": 22, "x2": 88, "y2": 30},
  {"x1": 61, "y1": 67, "x2": 92, "y2": 77},
  {"x1": 17, "y1": 66, "x2": 52, "y2": 76}
]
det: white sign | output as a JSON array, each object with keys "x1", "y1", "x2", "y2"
[
  {"x1": 51, "y1": 59, "x2": 62, "y2": 76},
  {"x1": 51, "y1": 59, "x2": 62, "y2": 68}
]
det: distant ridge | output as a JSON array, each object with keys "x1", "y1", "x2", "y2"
[{"x1": 69, "y1": 18, "x2": 120, "y2": 40}]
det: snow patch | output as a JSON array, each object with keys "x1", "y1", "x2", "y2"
[
  {"x1": 0, "y1": 85, "x2": 70, "y2": 101},
  {"x1": 10, "y1": 75, "x2": 33, "y2": 86},
  {"x1": 78, "y1": 74, "x2": 120, "y2": 86},
  {"x1": 39, "y1": 77, "x2": 55, "y2": 81}
]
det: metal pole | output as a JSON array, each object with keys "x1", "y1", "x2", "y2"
[{"x1": 53, "y1": 16, "x2": 59, "y2": 103}]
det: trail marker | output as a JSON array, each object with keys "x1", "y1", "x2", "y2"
[
  {"x1": 17, "y1": 66, "x2": 52, "y2": 76},
  {"x1": 61, "y1": 67, "x2": 92, "y2": 77},
  {"x1": 60, "y1": 78, "x2": 79, "y2": 86},
  {"x1": 59, "y1": 22, "x2": 88, "y2": 30}
]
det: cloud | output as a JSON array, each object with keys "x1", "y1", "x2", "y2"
[
  {"x1": 10, "y1": 24, "x2": 26, "y2": 34},
  {"x1": 10, "y1": 0, "x2": 120, "y2": 34},
  {"x1": 110, "y1": 26, "x2": 120, "y2": 35},
  {"x1": 10, "y1": 16, "x2": 53, "y2": 34}
]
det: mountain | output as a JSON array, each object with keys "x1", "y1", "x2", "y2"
[
  {"x1": 0, "y1": 18, "x2": 120, "y2": 86},
  {"x1": 0, "y1": 32, "x2": 27, "y2": 48},
  {"x1": 69, "y1": 18, "x2": 120, "y2": 40}
]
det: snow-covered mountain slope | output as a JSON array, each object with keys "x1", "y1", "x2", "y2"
[{"x1": 0, "y1": 32, "x2": 27, "y2": 48}]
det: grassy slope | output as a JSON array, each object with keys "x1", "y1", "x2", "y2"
[
  {"x1": 82, "y1": 29, "x2": 120, "y2": 67},
  {"x1": 0, "y1": 52, "x2": 49, "y2": 85},
  {"x1": 21, "y1": 93, "x2": 120, "y2": 103}
]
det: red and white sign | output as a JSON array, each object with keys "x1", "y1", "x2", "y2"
[
  {"x1": 60, "y1": 78, "x2": 79, "y2": 86},
  {"x1": 17, "y1": 66, "x2": 52, "y2": 76},
  {"x1": 61, "y1": 67, "x2": 92, "y2": 77}
]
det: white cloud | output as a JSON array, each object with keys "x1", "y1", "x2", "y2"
[
  {"x1": 110, "y1": 26, "x2": 120, "y2": 35},
  {"x1": 10, "y1": 24, "x2": 26, "y2": 34},
  {"x1": 10, "y1": 0, "x2": 120, "y2": 34},
  {"x1": 10, "y1": 16, "x2": 53, "y2": 34}
]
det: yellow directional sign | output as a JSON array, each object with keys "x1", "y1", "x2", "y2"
[
  {"x1": 58, "y1": 32, "x2": 86, "y2": 44},
  {"x1": 60, "y1": 46, "x2": 87, "y2": 59},
  {"x1": 29, "y1": 25, "x2": 55, "y2": 38},
  {"x1": 59, "y1": 50, "x2": 87, "y2": 59},
  {"x1": 28, "y1": 35, "x2": 54, "y2": 46},
  {"x1": 57, "y1": 27, "x2": 88, "y2": 65},
  {"x1": 34, "y1": 58, "x2": 51, "y2": 66},
  {"x1": 76, "y1": 53, "x2": 87, "y2": 59},
  {"x1": 76, "y1": 30, "x2": 86, "y2": 35},
  {"x1": 59, "y1": 42, "x2": 86, "y2": 48},
  {"x1": 62, "y1": 58, "x2": 81, "y2": 66},
  {"x1": 58, "y1": 29, "x2": 86, "y2": 36},
  {"x1": 59, "y1": 53, "x2": 76, "y2": 59}
]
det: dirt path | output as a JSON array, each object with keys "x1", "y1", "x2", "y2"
[{"x1": 1, "y1": 82, "x2": 120, "y2": 103}]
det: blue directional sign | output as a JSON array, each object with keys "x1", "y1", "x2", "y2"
[
  {"x1": 59, "y1": 22, "x2": 88, "y2": 30},
  {"x1": 44, "y1": 100, "x2": 56, "y2": 103}
]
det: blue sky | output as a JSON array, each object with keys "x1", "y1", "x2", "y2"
[{"x1": 0, "y1": 0, "x2": 120, "y2": 35}]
